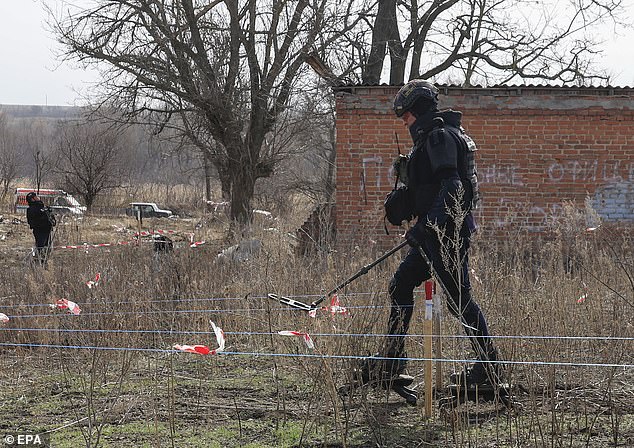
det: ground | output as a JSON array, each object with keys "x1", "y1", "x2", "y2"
[{"x1": 0, "y1": 211, "x2": 633, "y2": 447}]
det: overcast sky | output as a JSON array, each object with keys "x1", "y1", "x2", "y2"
[{"x1": 1, "y1": 0, "x2": 634, "y2": 106}]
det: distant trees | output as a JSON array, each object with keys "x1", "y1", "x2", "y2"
[
  {"x1": 19, "y1": 119, "x2": 56, "y2": 193},
  {"x1": 0, "y1": 114, "x2": 21, "y2": 200},
  {"x1": 52, "y1": 0, "x2": 365, "y2": 224},
  {"x1": 52, "y1": 120, "x2": 130, "y2": 211},
  {"x1": 0, "y1": 107, "x2": 203, "y2": 209}
]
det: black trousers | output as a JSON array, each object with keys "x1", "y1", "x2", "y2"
[
  {"x1": 33, "y1": 230, "x2": 52, "y2": 263},
  {"x1": 387, "y1": 235, "x2": 493, "y2": 360}
]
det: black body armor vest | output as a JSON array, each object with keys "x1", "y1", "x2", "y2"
[{"x1": 406, "y1": 110, "x2": 480, "y2": 218}]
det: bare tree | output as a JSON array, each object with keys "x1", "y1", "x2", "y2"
[
  {"x1": 20, "y1": 120, "x2": 54, "y2": 193},
  {"x1": 52, "y1": 120, "x2": 129, "y2": 211},
  {"x1": 0, "y1": 113, "x2": 21, "y2": 200},
  {"x1": 51, "y1": 0, "x2": 367, "y2": 224},
  {"x1": 360, "y1": 0, "x2": 624, "y2": 85},
  {"x1": 269, "y1": 84, "x2": 337, "y2": 203}
]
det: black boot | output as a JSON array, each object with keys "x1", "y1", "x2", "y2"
[
  {"x1": 451, "y1": 348, "x2": 502, "y2": 387},
  {"x1": 359, "y1": 353, "x2": 407, "y2": 385},
  {"x1": 450, "y1": 362, "x2": 497, "y2": 386}
]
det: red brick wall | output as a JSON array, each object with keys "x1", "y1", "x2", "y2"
[{"x1": 334, "y1": 85, "x2": 634, "y2": 244}]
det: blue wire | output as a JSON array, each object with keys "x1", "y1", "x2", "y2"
[{"x1": 0, "y1": 342, "x2": 632, "y2": 369}]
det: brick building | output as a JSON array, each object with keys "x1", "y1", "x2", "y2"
[{"x1": 333, "y1": 85, "x2": 634, "y2": 244}]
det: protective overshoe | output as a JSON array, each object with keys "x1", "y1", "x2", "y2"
[
  {"x1": 359, "y1": 353, "x2": 407, "y2": 385},
  {"x1": 450, "y1": 361, "x2": 501, "y2": 387}
]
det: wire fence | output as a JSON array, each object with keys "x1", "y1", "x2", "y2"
[
  {"x1": 1, "y1": 342, "x2": 632, "y2": 370},
  {"x1": 2, "y1": 289, "x2": 633, "y2": 370}
]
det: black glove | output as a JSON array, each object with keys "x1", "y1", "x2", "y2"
[{"x1": 404, "y1": 225, "x2": 426, "y2": 248}]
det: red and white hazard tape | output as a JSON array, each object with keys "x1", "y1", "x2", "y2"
[
  {"x1": 172, "y1": 344, "x2": 212, "y2": 355},
  {"x1": 56, "y1": 241, "x2": 132, "y2": 250},
  {"x1": 86, "y1": 273, "x2": 101, "y2": 289},
  {"x1": 50, "y1": 299, "x2": 81, "y2": 315},
  {"x1": 56, "y1": 238, "x2": 203, "y2": 250},
  {"x1": 173, "y1": 321, "x2": 226, "y2": 355},
  {"x1": 278, "y1": 330, "x2": 315, "y2": 349},
  {"x1": 308, "y1": 294, "x2": 349, "y2": 318}
]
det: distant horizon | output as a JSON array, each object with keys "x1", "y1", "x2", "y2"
[{"x1": 0, "y1": 103, "x2": 79, "y2": 108}]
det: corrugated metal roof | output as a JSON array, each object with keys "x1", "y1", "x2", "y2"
[{"x1": 334, "y1": 82, "x2": 634, "y2": 91}]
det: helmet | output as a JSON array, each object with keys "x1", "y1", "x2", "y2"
[
  {"x1": 26, "y1": 192, "x2": 37, "y2": 203},
  {"x1": 393, "y1": 79, "x2": 439, "y2": 117}
]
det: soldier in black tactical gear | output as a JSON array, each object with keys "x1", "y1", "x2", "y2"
[
  {"x1": 370, "y1": 79, "x2": 500, "y2": 387},
  {"x1": 26, "y1": 192, "x2": 55, "y2": 266}
]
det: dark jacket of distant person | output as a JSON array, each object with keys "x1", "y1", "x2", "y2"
[{"x1": 26, "y1": 193, "x2": 53, "y2": 248}]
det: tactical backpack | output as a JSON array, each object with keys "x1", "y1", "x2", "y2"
[{"x1": 44, "y1": 207, "x2": 57, "y2": 227}]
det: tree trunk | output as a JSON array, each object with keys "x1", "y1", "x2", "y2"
[
  {"x1": 230, "y1": 167, "x2": 255, "y2": 224},
  {"x1": 409, "y1": 33, "x2": 424, "y2": 80},
  {"x1": 363, "y1": 0, "x2": 406, "y2": 85},
  {"x1": 362, "y1": 0, "x2": 396, "y2": 84},
  {"x1": 214, "y1": 158, "x2": 232, "y2": 201},
  {"x1": 388, "y1": 40, "x2": 407, "y2": 84},
  {"x1": 84, "y1": 194, "x2": 95, "y2": 213},
  {"x1": 1, "y1": 181, "x2": 9, "y2": 200},
  {"x1": 385, "y1": 0, "x2": 406, "y2": 84},
  {"x1": 203, "y1": 153, "x2": 213, "y2": 211}
]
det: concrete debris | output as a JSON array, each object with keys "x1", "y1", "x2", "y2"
[
  {"x1": 253, "y1": 209, "x2": 274, "y2": 219},
  {"x1": 217, "y1": 239, "x2": 262, "y2": 263}
]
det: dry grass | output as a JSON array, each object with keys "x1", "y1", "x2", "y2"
[{"x1": 0, "y1": 201, "x2": 632, "y2": 447}]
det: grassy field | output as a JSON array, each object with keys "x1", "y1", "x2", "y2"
[{"x1": 0, "y1": 205, "x2": 632, "y2": 447}]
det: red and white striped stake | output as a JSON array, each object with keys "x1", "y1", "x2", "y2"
[{"x1": 423, "y1": 280, "x2": 434, "y2": 417}]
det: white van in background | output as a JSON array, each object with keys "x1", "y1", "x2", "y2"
[{"x1": 15, "y1": 188, "x2": 86, "y2": 215}]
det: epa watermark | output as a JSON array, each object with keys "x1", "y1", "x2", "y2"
[{"x1": 3, "y1": 433, "x2": 50, "y2": 447}]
